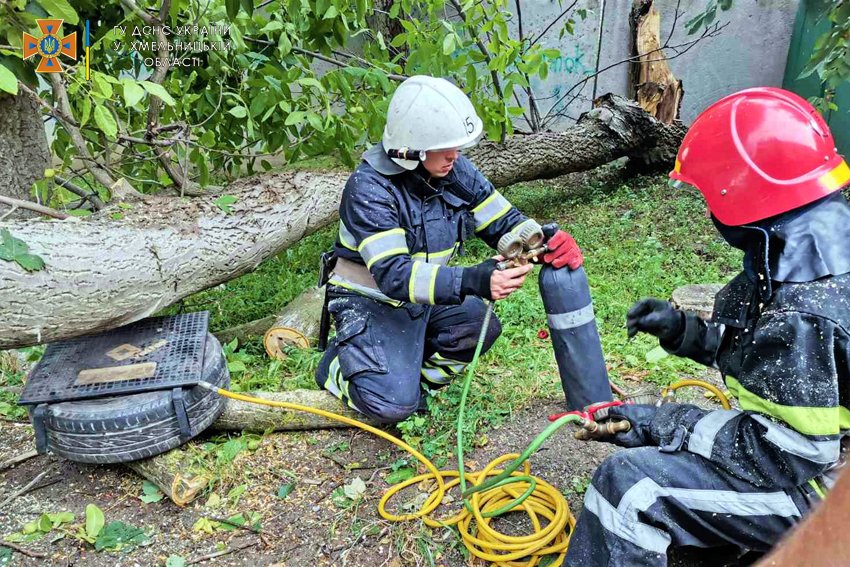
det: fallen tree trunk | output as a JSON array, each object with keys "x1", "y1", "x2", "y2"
[
  {"x1": 263, "y1": 286, "x2": 324, "y2": 359},
  {"x1": 465, "y1": 94, "x2": 680, "y2": 188},
  {"x1": 211, "y1": 389, "x2": 380, "y2": 431},
  {"x1": 130, "y1": 388, "x2": 379, "y2": 505},
  {"x1": 0, "y1": 95, "x2": 684, "y2": 349}
]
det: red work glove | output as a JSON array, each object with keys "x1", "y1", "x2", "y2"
[{"x1": 542, "y1": 230, "x2": 584, "y2": 270}]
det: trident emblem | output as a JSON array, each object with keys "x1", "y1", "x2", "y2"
[{"x1": 23, "y1": 19, "x2": 77, "y2": 73}]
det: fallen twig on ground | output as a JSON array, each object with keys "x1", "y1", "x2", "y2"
[
  {"x1": 0, "y1": 468, "x2": 52, "y2": 507},
  {"x1": 0, "y1": 540, "x2": 47, "y2": 558},
  {"x1": 0, "y1": 450, "x2": 38, "y2": 472},
  {"x1": 186, "y1": 538, "x2": 259, "y2": 565}
]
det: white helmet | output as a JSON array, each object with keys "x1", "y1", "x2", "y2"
[{"x1": 382, "y1": 75, "x2": 484, "y2": 170}]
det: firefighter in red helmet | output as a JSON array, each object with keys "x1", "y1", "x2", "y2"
[{"x1": 566, "y1": 87, "x2": 850, "y2": 566}]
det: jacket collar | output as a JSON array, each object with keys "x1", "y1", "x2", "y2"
[{"x1": 713, "y1": 193, "x2": 850, "y2": 298}]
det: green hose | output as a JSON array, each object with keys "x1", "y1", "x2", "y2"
[{"x1": 456, "y1": 301, "x2": 582, "y2": 518}]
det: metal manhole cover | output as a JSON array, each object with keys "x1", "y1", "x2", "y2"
[{"x1": 20, "y1": 312, "x2": 209, "y2": 405}]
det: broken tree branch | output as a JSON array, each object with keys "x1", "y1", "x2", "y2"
[
  {"x1": 0, "y1": 196, "x2": 69, "y2": 220},
  {"x1": 540, "y1": 22, "x2": 725, "y2": 128},
  {"x1": 53, "y1": 175, "x2": 105, "y2": 210}
]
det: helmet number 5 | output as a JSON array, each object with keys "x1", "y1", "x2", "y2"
[{"x1": 464, "y1": 116, "x2": 475, "y2": 134}]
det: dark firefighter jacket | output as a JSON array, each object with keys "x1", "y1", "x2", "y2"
[
  {"x1": 329, "y1": 143, "x2": 532, "y2": 306},
  {"x1": 657, "y1": 192, "x2": 850, "y2": 490}
]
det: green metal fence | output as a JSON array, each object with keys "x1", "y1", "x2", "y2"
[{"x1": 783, "y1": 0, "x2": 850, "y2": 156}]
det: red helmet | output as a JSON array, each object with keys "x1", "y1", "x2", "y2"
[{"x1": 670, "y1": 87, "x2": 850, "y2": 226}]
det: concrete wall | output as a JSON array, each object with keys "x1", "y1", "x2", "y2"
[{"x1": 512, "y1": 0, "x2": 800, "y2": 128}]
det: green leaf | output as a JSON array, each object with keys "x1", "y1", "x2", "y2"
[
  {"x1": 645, "y1": 345, "x2": 669, "y2": 364},
  {"x1": 217, "y1": 513, "x2": 245, "y2": 532},
  {"x1": 284, "y1": 111, "x2": 306, "y2": 126},
  {"x1": 37, "y1": 0, "x2": 79, "y2": 24},
  {"x1": 92, "y1": 72, "x2": 113, "y2": 99},
  {"x1": 37, "y1": 514, "x2": 52, "y2": 533},
  {"x1": 227, "y1": 483, "x2": 247, "y2": 504},
  {"x1": 214, "y1": 194, "x2": 238, "y2": 215},
  {"x1": 385, "y1": 467, "x2": 415, "y2": 484},
  {"x1": 79, "y1": 96, "x2": 91, "y2": 126},
  {"x1": 192, "y1": 517, "x2": 217, "y2": 534},
  {"x1": 228, "y1": 106, "x2": 248, "y2": 118},
  {"x1": 685, "y1": 13, "x2": 705, "y2": 35},
  {"x1": 48, "y1": 512, "x2": 75, "y2": 527},
  {"x1": 140, "y1": 481, "x2": 164, "y2": 504},
  {"x1": 95, "y1": 521, "x2": 148, "y2": 552},
  {"x1": 0, "y1": 229, "x2": 28, "y2": 261},
  {"x1": 278, "y1": 33, "x2": 292, "y2": 56},
  {"x1": 0, "y1": 64, "x2": 17, "y2": 95},
  {"x1": 240, "y1": 0, "x2": 254, "y2": 15},
  {"x1": 122, "y1": 80, "x2": 145, "y2": 107},
  {"x1": 225, "y1": 0, "x2": 239, "y2": 19},
  {"x1": 323, "y1": 5, "x2": 338, "y2": 19},
  {"x1": 85, "y1": 504, "x2": 105, "y2": 540},
  {"x1": 227, "y1": 360, "x2": 247, "y2": 373},
  {"x1": 297, "y1": 77, "x2": 325, "y2": 92},
  {"x1": 442, "y1": 34, "x2": 456, "y2": 55},
  {"x1": 15, "y1": 254, "x2": 45, "y2": 272},
  {"x1": 139, "y1": 81, "x2": 176, "y2": 106},
  {"x1": 93, "y1": 106, "x2": 118, "y2": 139},
  {"x1": 165, "y1": 556, "x2": 186, "y2": 567},
  {"x1": 277, "y1": 483, "x2": 295, "y2": 499},
  {"x1": 306, "y1": 112, "x2": 324, "y2": 132}
]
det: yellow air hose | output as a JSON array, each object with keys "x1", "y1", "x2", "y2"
[{"x1": 197, "y1": 303, "x2": 732, "y2": 566}]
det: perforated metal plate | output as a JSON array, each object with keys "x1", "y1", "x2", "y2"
[{"x1": 20, "y1": 312, "x2": 209, "y2": 405}]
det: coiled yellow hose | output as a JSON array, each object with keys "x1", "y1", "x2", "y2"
[{"x1": 199, "y1": 375, "x2": 728, "y2": 567}]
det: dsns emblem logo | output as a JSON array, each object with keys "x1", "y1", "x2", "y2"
[{"x1": 23, "y1": 19, "x2": 77, "y2": 73}]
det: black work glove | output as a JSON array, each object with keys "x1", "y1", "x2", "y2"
[
  {"x1": 461, "y1": 259, "x2": 497, "y2": 300},
  {"x1": 603, "y1": 404, "x2": 657, "y2": 448},
  {"x1": 626, "y1": 298, "x2": 685, "y2": 343},
  {"x1": 607, "y1": 403, "x2": 703, "y2": 452}
]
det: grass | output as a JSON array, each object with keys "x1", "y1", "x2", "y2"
[{"x1": 161, "y1": 163, "x2": 740, "y2": 463}]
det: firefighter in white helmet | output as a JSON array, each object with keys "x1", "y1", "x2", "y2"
[{"x1": 316, "y1": 75, "x2": 611, "y2": 422}]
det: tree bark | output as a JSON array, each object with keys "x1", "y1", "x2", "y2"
[
  {"x1": 213, "y1": 315, "x2": 278, "y2": 346},
  {"x1": 631, "y1": 0, "x2": 683, "y2": 125},
  {"x1": 0, "y1": 170, "x2": 347, "y2": 349},
  {"x1": 263, "y1": 286, "x2": 324, "y2": 359},
  {"x1": 0, "y1": 95, "x2": 684, "y2": 349},
  {"x1": 465, "y1": 94, "x2": 683, "y2": 187},
  {"x1": 0, "y1": 91, "x2": 51, "y2": 219},
  {"x1": 125, "y1": 449, "x2": 211, "y2": 506},
  {"x1": 211, "y1": 389, "x2": 380, "y2": 432}
]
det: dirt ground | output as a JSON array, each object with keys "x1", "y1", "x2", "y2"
[{"x1": 0, "y1": 386, "x2": 743, "y2": 567}]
